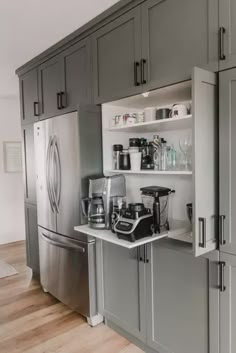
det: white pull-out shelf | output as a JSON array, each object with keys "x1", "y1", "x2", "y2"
[{"x1": 74, "y1": 220, "x2": 191, "y2": 249}]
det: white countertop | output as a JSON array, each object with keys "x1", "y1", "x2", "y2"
[{"x1": 74, "y1": 220, "x2": 191, "y2": 249}]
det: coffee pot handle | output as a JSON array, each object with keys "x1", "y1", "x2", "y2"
[{"x1": 81, "y1": 198, "x2": 91, "y2": 217}]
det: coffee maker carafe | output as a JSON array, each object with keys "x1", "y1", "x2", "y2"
[{"x1": 82, "y1": 175, "x2": 126, "y2": 229}]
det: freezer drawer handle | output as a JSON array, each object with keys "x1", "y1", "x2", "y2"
[
  {"x1": 199, "y1": 217, "x2": 206, "y2": 248},
  {"x1": 40, "y1": 232, "x2": 86, "y2": 253}
]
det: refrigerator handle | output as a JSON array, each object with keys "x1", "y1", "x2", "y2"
[
  {"x1": 54, "y1": 137, "x2": 61, "y2": 213},
  {"x1": 46, "y1": 136, "x2": 55, "y2": 212}
]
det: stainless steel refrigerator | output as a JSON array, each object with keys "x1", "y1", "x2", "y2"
[{"x1": 34, "y1": 107, "x2": 103, "y2": 325}]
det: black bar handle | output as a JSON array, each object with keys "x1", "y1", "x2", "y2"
[
  {"x1": 144, "y1": 244, "x2": 149, "y2": 263},
  {"x1": 219, "y1": 215, "x2": 226, "y2": 245},
  {"x1": 219, "y1": 261, "x2": 226, "y2": 292},
  {"x1": 57, "y1": 92, "x2": 61, "y2": 110},
  {"x1": 219, "y1": 27, "x2": 226, "y2": 60},
  {"x1": 134, "y1": 62, "x2": 140, "y2": 86},
  {"x1": 141, "y1": 59, "x2": 147, "y2": 84},
  {"x1": 60, "y1": 92, "x2": 66, "y2": 109},
  {"x1": 199, "y1": 217, "x2": 206, "y2": 248},
  {"x1": 33, "y1": 101, "x2": 39, "y2": 117}
]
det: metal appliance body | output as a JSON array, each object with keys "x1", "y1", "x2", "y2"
[{"x1": 34, "y1": 107, "x2": 102, "y2": 322}]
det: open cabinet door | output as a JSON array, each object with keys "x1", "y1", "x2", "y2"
[{"x1": 192, "y1": 67, "x2": 218, "y2": 257}]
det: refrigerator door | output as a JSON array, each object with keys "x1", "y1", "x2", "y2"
[
  {"x1": 38, "y1": 227, "x2": 97, "y2": 317},
  {"x1": 34, "y1": 119, "x2": 57, "y2": 232}
]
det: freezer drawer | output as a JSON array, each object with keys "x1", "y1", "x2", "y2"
[{"x1": 38, "y1": 227, "x2": 97, "y2": 318}]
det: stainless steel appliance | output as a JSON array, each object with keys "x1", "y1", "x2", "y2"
[
  {"x1": 82, "y1": 175, "x2": 126, "y2": 230},
  {"x1": 34, "y1": 107, "x2": 103, "y2": 326}
]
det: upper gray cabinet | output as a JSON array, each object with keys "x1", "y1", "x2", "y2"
[
  {"x1": 62, "y1": 38, "x2": 92, "y2": 109},
  {"x1": 219, "y1": 68, "x2": 236, "y2": 255},
  {"x1": 141, "y1": 0, "x2": 219, "y2": 91},
  {"x1": 20, "y1": 69, "x2": 39, "y2": 124},
  {"x1": 219, "y1": 0, "x2": 236, "y2": 70},
  {"x1": 38, "y1": 55, "x2": 64, "y2": 120},
  {"x1": 93, "y1": 1, "x2": 218, "y2": 103},
  {"x1": 92, "y1": 7, "x2": 142, "y2": 103}
]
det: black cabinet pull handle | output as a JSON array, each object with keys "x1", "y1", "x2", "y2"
[
  {"x1": 219, "y1": 215, "x2": 226, "y2": 245},
  {"x1": 60, "y1": 92, "x2": 66, "y2": 109},
  {"x1": 141, "y1": 59, "x2": 147, "y2": 84},
  {"x1": 199, "y1": 217, "x2": 206, "y2": 248},
  {"x1": 33, "y1": 102, "x2": 39, "y2": 117},
  {"x1": 219, "y1": 261, "x2": 226, "y2": 292},
  {"x1": 57, "y1": 92, "x2": 61, "y2": 110},
  {"x1": 219, "y1": 27, "x2": 226, "y2": 60},
  {"x1": 134, "y1": 62, "x2": 140, "y2": 86}
]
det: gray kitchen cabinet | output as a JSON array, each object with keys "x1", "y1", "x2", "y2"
[
  {"x1": 219, "y1": 68, "x2": 236, "y2": 255},
  {"x1": 141, "y1": 0, "x2": 219, "y2": 91},
  {"x1": 62, "y1": 38, "x2": 92, "y2": 109},
  {"x1": 25, "y1": 203, "x2": 40, "y2": 277},
  {"x1": 22, "y1": 123, "x2": 37, "y2": 205},
  {"x1": 219, "y1": 0, "x2": 236, "y2": 70},
  {"x1": 146, "y1": 242, "x2": 219, "y2": 353},
  {"x1": 100, "y1": 241, "x2": 146, "y2": 342},
  {"x1": 219, "y1": 252, "x2": 236, "y2": 353},
  {"x1": 38, "y1": 55, "x2": 64, "y2": 120},
  {"x1": 92, "y1": 7, "x2": 142, "y2": 103},
  {"x1": 20, "y1": 68, "x2": 39, "y2": 124}
]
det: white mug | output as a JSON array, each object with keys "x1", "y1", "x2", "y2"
[
  {"x1": 170, "y1": 104, "x2": 188, "y2": 118},
  {"x1": 130, "y1": 152, "x2": 142, "y2": 171},
  {"x1": 144, "y1": 107, "x2": 156, "y2": 122}
]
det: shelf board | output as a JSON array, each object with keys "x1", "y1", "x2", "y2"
[
  {"x1": 105, "y1": 170, "x2": 192, "y2": 176},
  {"x1": 74, "y1": 220, "x2": 190, "y2": 249},
  {"x1": 168, "y1": 231, "x2": 192, "y2": 244},
  {"x1": 108, "y1": 114, "x2": 192, "y2": 133}
]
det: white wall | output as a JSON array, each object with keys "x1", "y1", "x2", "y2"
[{"x1": 0, "y1": 97, "x2": 25, "y2": 245}]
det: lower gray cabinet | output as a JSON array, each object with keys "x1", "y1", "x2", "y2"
[
  {"x1": 100, "y1": 240, "x2": 219, "y2": 353},
  {"x1": 219, "y1": 252, "x2": 236, "y2": 353},
  {"x1": 146, "y1": 242, "x2": 219, "y2": 353},
  {"x1": 101, "y1": 241, "x2": 146, "y2": 342},
  {"x1": 25, "y1": 203, "x2": 40, "y2": 277}
]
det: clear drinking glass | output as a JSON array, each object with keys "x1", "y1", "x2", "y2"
[{"x1": 179, "y1": 136, "x2": 192, "y2": 170}]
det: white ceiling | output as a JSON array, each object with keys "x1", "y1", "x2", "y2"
[{"x1": 0, "y1": 0, "x2": 120, "y2": 98}]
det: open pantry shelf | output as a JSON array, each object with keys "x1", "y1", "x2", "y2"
[
  {"x1": 74, "y1": 220, "x2": 190, "y2": 249},
  {"x1": 105, "y1": 170, "x2": 192, "y2": 176},
  {"x1": 108, "y1": 115, "x2": 192, "y2": 133}
]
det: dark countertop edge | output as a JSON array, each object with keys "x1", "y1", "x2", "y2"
[{"x1": 15, "y1": 0, "x2": 144, "y2": 76}]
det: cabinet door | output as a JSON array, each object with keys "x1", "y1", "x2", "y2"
[
  {"x1": 38, "y1": 56, "x2": 64, "y2": 120},
  {"x1": 141, "y1": 0, "x2": 219, "y2": 91},
  {"x1": 25, "y1": 203, "x2": 39, "y2": 276},
  {"x1": 146, "y1": 242, "x2": 219, "y2": 353},
  {"x1": 219, "y1": 0, "x2": 236, "y2": 70},
  {"x1": 20, "y1": 69, "x2": 39, "y2": 124},
  {"x1": 92, "y1": 7, "x2": 142, "y2": 103},
  {"x1": 22, "y1": 124, "x2": 36, "y2": 205},
  {"x1": 101, "y1": 241, "x2": 146, "y2": 342},
  {"x1": 220, "y1": 252, "x2": 236, "y2": 353},
  {"x1": 62, "y1": 38, "x2": 92, "y2": 110},
  {"x1": 219, "y1": 69, "x2": 236, "y2": 255},
  {"x1": 193, "y1": 67, "x2": 218, "y2": 257}
]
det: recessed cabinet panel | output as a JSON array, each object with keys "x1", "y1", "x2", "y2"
[
  {"x1": 102, "y1": 242, "x2": 146, "y2": 342},
  {"x1": 219, "y1": 69, "x2": 236, "y2": 255},
  {"x1": 220, "y1": 252, "x2": 236, "y2": 353},
  {"x1": 92, "y1": 7, "x2": 142, "y2": 103},
  {"x1": 219, "y1": 0, "x2": 236, "y2": 70},
  {"x1": 141, "y1": 0, "x2": 219, "y2": 91},
  {"x1": 25, "y1": 203, "x2": 39, "y2": 276},
  {"x1": 146, "y1": 243, "x2": 219, "y2": 353},
  {"x1": 63, "y1": 38, "x2": 92, "y2": 108},
  {"x1": 22, "y1": 124, "x2": 36, "y2": 205},
  {"x1": 20, "y1": 69, "x2": 39, "y2": 124},
  {"x1": 39, "y1": 56, "x2": 64, "y2": 119}
]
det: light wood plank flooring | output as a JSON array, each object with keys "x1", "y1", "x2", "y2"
[{"x1": 0, "y1": 241, "x2": 143, "y2": 353}]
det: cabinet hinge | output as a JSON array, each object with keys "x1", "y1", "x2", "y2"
[{"x1": 219, "y1": 261, "x2": 226, "y2": 292}]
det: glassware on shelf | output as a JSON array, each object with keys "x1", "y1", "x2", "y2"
[{"x1": 179, "y1": 136, "x2": 192, "y2": 170}]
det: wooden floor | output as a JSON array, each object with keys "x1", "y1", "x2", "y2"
[{"x1": 0, "y1": 241, "x2": 143, "y2": 353}]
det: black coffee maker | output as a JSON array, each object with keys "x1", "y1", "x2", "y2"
[{"x1": 140, "y1": 186, "x2": 175, "y2": 233}]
